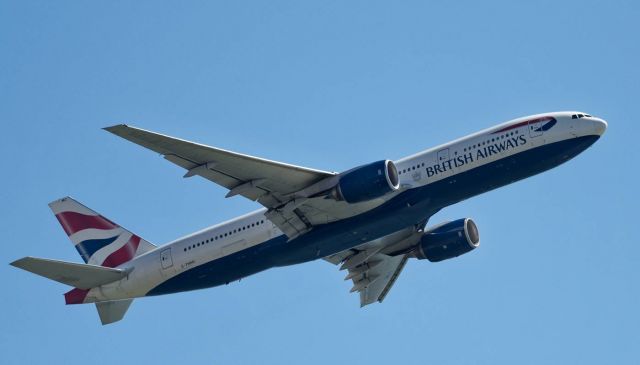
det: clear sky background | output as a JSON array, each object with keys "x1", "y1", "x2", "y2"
[{"x1": 1, "y1": 1, "x2": 638, "y2": 364}]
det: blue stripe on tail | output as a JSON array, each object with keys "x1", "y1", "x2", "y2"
[{"x1": 76, "y1": 236, "x2": 119, "y2": 263}]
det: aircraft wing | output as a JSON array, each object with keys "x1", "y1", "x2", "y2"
[
  {"x1": 105, "y1": 125, "x2": 388, "y2": 239},
  {"x1": 323, "y1": 227, "x2": 420, "y2": 306},
  {"x1": 104, "y1": 125, "x2": 334, "y2": 202}
]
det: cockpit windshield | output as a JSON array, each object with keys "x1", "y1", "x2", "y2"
[{"x1": 571, "y1": 113, "x2": 593, "y2": 119}]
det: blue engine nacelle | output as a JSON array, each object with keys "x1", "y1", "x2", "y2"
[
  {"x1": 413, "y1": 218, "x2": 480, "y2": 262},
  {"x1": 333, "y1": 160, "x2": 400, "y2": 204}
]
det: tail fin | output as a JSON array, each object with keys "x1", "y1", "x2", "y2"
[{"x1": 49, "y1": 197, "x2": 156, "y2": 267}]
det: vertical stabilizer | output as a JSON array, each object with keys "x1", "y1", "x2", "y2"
[{"x1": 48, "y1": 197, "x2": 156, "y2": 267}]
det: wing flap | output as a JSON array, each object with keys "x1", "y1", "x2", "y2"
[
  {"x1": 376, "y1": 255, "x2": 409, "y2": 303},
  {"x1": 324, "y1": 227, "x2": 421, "y2": 307},
  {"x1": 350, "y1": 253, "x2": 408, "y2": 306}
]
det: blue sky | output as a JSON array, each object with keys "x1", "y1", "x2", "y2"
[{"x1": 1, "y1": 1, "x2": 638, "y2": 364}]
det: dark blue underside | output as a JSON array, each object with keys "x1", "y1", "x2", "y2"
[{"x1": 147, "y1": 135, "x2": 600, "y2": 296}]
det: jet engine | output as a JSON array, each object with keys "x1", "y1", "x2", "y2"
[
  {"x1": 332, "y1": 160, "x2": 400, "y2": 203},
  {"x1": 413, "y1": 218, "x2": 480, "y2": 262}
]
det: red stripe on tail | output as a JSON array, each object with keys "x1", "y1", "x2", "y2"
[
  {"x1": 101, "y1": 235, "x2": 141, "y2": 268},
  {"x1": 65, "y1": 288, "x2": 90, "y2": 305},
  {"x1": 55, "y1": 211, "x2": 118, "y2": 236}
]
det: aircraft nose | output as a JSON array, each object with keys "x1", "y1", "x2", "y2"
[{"x1": 592, "y1": 118, "x2": 608, "y2": 136}]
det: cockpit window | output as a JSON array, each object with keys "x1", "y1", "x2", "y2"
[{"x1": 572, "y1": 114, "x2": 592, "y2": 119}]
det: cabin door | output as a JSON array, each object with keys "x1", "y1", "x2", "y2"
[
  {"x1": 437, "y1": 148, "x2": 450, "y2": 164},
  {"x1": 160, "y1": 248, "x2": 173, "y2": 270}
]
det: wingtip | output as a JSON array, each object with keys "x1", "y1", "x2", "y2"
[
  {"x1": 102, "y1": 124, "x2": 129, "y2": 133},
  {"x1": 9, "y1": 257, "x2": 28, "y2": 268}
]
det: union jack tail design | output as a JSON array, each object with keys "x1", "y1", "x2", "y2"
[
  {"x1": 49, "y1": 197, "x2": 157, "y2": 307},
  {"x1": 49, "y1": 197, "x2": 156, "y2": 268}
]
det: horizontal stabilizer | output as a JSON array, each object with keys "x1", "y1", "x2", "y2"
[
  {"x1": 96, "y1": 299, "x2": 133, "y2": 325},
  {"x1": 10, "y1": 257, "x2": 128, "y2": 289}
]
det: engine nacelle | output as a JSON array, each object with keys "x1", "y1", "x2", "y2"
[
  {"x1": 333, "y1": 160, "x2": 400, "y2": 204},
  {"x1": 413, "y1": 218, "x2": 480, "y2": 262}
]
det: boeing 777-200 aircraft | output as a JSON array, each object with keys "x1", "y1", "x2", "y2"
[{"x1": 11, "y1": 111, "x2": 607, "y2": 324}]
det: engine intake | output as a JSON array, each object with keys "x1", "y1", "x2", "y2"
[
  {"x1": 414, "y1": 218, "x2": 480, "y2": 262},
  {"x1": 333, "y1": 160, "x2": 399, "y2": 203}
]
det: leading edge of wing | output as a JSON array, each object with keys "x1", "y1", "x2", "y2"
[{"x1": 103, "y1": 124, "x2": 336, "y2": 177}]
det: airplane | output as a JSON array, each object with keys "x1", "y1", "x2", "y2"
[{"x1": 11, "y1": 111, "x2": 607, "y2": 325}]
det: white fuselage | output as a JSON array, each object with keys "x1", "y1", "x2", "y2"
[{"x1": 84, "y1": 111, "x2": 607, "y2": 303}]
